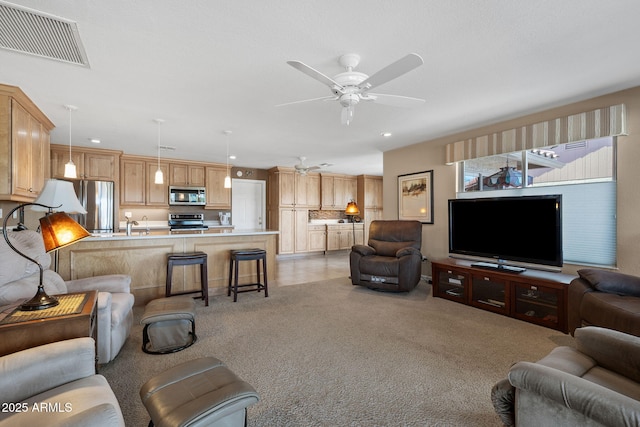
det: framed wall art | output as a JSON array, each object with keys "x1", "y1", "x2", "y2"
[{"x1": 398, "y1": 170, "x2": 434, "y2": 224}]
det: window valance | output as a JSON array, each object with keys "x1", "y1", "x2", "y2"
[{"x1": 445, "y1": 104, "x2": 626, "y2": 164}]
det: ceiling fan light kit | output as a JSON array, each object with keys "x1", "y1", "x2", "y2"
[{"x1": 283, "y1": 52, "x2": 425, "y2": 125}]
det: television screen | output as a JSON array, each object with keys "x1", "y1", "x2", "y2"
[{"x1": 448, "y1": 195, "x2": 562, "y2": 268}]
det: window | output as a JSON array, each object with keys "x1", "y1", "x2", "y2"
[{"x1": 458, "y1": 137, "x2": 616, "y2": 267}]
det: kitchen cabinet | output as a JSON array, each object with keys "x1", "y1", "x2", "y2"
[
  {"x1": 146, "y1": 161, "x2": 169, "y2": 206},
  {"x1": 357, "y1": 175, "x2": 383, "y2": 243},
  {"x1": 120, "y1": 155, "x2": 170, "y2": 207},
  {"x1": 204, "y1": 166, "x2": 231, "y2": 209},
  {"x1": 307, "y1": 224, "x2": 327, "y2": 252},
  {"x1": 170, "y1": 162, "x2": 205, "y2": 187},
  {"x1": 268, "y1": 167, "x2": 320, "y2": 208},
  {"x1": 326, "y1": 223, "x2": 364, "y2": 250},
  {"x1": 0, "y1": 85, "x2": 54, "y2": 202},
  {"x1": 267, "y1": 167, "x2": 319, "y2": 254},
  {"x1": 51, "y1": 144, "x2": 121, "y2": 181},
  {"x1": 120, "y1": 157, "x2": 146, "y2": 206},
  {"x1": 321, "y1": 174, "x2": 357, "y2": 210},
  {"x1": 278, "y1": 208, "x2": 309, "y2": 254}
]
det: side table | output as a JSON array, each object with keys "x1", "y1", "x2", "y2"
[{"x1": 0, "y1": 290, "x2": 98, "y2": 357}]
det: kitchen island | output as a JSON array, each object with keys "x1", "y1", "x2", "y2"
[{"x1": 56, "y1": 229, "x2": 278, "y2": 306}]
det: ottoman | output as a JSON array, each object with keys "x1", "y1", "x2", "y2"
[
  {"x1": 141, "y1": 296, "x2": 197, "y2": 354},
  {"x1": 140, "y1": 357, "x2": 259, "y2": 427}
]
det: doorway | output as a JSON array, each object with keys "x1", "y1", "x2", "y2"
[{"x1": 231, "y1": 179, "x2": 266, "y2": 230}]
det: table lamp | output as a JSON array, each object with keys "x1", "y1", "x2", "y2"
[{"x1": 2, "y1": 198, "x2": 90, "y2": 311}]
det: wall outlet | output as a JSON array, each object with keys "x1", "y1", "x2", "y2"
[
  {"x1": 124, "y1": 211, "x2": 132, "y2": 218},
  {"x1": 13, "y1": 210, "x2": 17, "y2": 219},
  {"x1": 0, "y1": 208, "x2": 2, "y2": 218}
]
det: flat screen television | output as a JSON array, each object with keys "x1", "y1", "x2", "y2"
[{"x1": 448, "y1": 195, "x2": 562, "y2": 270}]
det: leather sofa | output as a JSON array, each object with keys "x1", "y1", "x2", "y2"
[
  {"x1": 0, "y1": 230, "x2": 134, "y2": 364},
  {"x1": 350, "y1": 220, "x2": 423, "y2": 292},
  {"x1": 568, "y1": 268, "x2": 640, "y2": 337},
  {"x1": 0, "y1": 338, "x2": 125, "y2": 426},
  {"x1": 492, "y1": 326, "x2": 640, "y2": 426}
]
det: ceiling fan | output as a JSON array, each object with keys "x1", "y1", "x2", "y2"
[
  {"x1": 279, "y1": 53, "x2": 425, "y2": 125},
  {"x1": 294, "y1": 157, "x2": 324, "y2": 175}
]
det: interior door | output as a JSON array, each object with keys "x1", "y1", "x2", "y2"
[{"x1": 231, "y1": 179, "x2": 265, "y2": 230}]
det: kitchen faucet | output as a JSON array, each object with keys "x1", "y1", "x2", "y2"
[{"x1": 125, "y1": 215, "x2": 138, "y2": 236}]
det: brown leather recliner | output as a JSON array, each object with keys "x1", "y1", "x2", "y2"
[
  {"x1": 568, "y1": 268, "x2": 640, "y2": 337},
  {"x1": 350, "y1": 220, "x2": 423, "y2": 292}
]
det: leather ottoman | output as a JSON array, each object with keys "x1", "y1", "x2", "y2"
[
  {"x1": 141, "y1": 297, "x2": 197, "y2": 354},
  {"x1": 140, "y1": 357, "x2": 259, "y2": 427}
]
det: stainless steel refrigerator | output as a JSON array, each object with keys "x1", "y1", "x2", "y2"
[{"x1": 69, "y1": 180, "x2": 115, "y2": 233}]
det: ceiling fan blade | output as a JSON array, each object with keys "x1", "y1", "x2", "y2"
[
  {"x1": 287, "y1": 60, "x2": 344, "y2": 90},
  {"x1": 308, "y1": 166, "x2": 321, "y2": 171},
  {"x1": 358, "y1": 53, "x2": 424, "y2": 91},
  {"x1": 275, "y1": 95, "x2": 337, "y2": 107},
  {"x1": 367, "y1": 93, "x2": 426, "y2": 108}
]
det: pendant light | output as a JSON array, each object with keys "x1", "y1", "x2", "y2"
[
  {"x1": 63, "y1": 105, "x2": 78, "y2": 179},
  {"x1": 223, "y1": 130, "x2": 232, "y2": 189},
  {"x1": 154, "y1": 119, "x2": 165, "y2": 184}
]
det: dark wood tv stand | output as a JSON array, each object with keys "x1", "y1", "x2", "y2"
[{"x1": 431, "y1": 258, "x2": 576, "y2": 333}]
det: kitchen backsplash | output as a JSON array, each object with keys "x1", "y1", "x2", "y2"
[{"x1": 309, "y1": 210, "x2": 348, "y2": 221}]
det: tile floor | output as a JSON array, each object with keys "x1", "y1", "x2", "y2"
[{"x1": 274, "y1": 251, "x2": 351, "y2": 287}]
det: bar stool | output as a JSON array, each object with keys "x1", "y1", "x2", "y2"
[
  {"x1": 228, "y1": 248, "x2": 268, "y2": 302},
  {"x1": 166, "y1": 252, "x2": 209, "y2": 306}
]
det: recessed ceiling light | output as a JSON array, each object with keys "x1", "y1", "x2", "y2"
[
  {"x1": 229, "y1": 155, "x2": 236, "y2": 160},
  {"x1": 89, "y1": 138, "x2": 101, "y2": 144},
  {"x1": 381, "y1": 132, "x2": 392, "y2": 137}
]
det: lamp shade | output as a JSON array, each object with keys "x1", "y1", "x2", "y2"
[
  {"x1": 155, "y1": 168, "x2": 164, "y2": 184},
  {"x1": 345, "y1": 200, "x2": 360, "y2": 215},
  {"x1": 39, "y1": 212, "x2": 90, "y2": 252},
  {"x1": 32, "y1": 179, "x2": 87, "y2": 214}
]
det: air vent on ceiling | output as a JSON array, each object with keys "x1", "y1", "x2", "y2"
[{"x1": 0, "y1": 1, "x2": 89, "y2": 67}]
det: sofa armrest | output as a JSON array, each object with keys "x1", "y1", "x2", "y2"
[
  {"x1": 396, "y1": 247, "x2": 421, "y2": 258},
  {"x1": 0, "y1": 338, "x2": 96, "y2": 403},
  {"x1": 509, "y1": 361, "x2": 640, "y2": 426},
  {"x1": 65, "y1": 274, "x2": 131, "y2": 294},
  {"x1": 567, "y1": 277, "x2": 594, "y2": 336},
  {"x1": 54, "y1": 403, "x2": 123, "y2": 427},
  {"x1": 575, "y1": 326, "x2": 640, "y2": 383},
  {"x1": 351, "y1": 245, "x2": 375, "y2": 257}
]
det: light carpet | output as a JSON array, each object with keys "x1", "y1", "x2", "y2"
[{"x1": 101, "y1": 277, "x2": 574, "y2": 426}]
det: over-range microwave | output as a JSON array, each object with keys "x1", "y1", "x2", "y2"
[{"x1": 169, "y1": 186, "x2": 206, "y2": 206}]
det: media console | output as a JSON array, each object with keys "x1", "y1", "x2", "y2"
[{"x1": 431, "y1": 258, "x2": 576, "y2": 333}]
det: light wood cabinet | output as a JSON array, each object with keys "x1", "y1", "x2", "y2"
[
  {"x1": 51, "y1": 144, "x2": 121, "y2": 181},
  {"x1": 277, "y1": 208, "x2": 309, "y2": 254},
  {"x1": 170, "y1": 163, "x2": 205, "y2": 187},
  {"x1": 269, "y1": 167, "x2": 320, "y2": 208},
  {"x1": 120, "y1": 156, "x2": 146, "y2": 206},
  {"x1": 326, "y1": 223, "x2": 364, "y2": 250},
  {"x1": 0, "y1": 85, "x2": 53, "y2": 202},
  {"x1": 146, "y1": 161, "x2": 169, "y2": 206},
  {"x1": 204, "y1": 166, "x2": 231, "y2": 209},
  {"x1": 308, "y1": 225, "x2": 327, "y2": 252},
  {"x1": 267, "y1": 167, "x2": 319, "y2": 254},
  {"x1": 296, "y1": 173, "x2": 320, "y2": 207},
  {"x1": 357, "y1": 175, "x2": 383, "y2": 243},
  {"x1": 321, "y1": 174, "x2": 357, "y2": 210}
]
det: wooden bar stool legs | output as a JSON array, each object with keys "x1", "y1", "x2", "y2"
[
  {"x1": 166, "y1": 252, "x2": 209, "y2": 306},
  {"x1": 228, "y1": 249, "x2": 268, "y2": 302}
]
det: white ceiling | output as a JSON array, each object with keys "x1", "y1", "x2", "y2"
[{"x1": 2, "y1": 0, "x2": 640, "y2": 176}]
